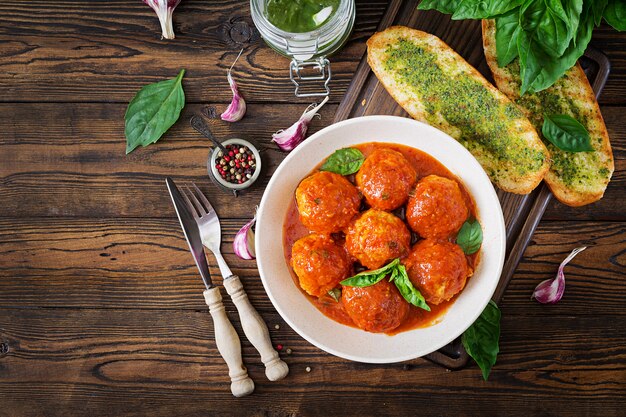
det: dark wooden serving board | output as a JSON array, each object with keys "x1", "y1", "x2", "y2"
[{"x1": 334, "y1": 0, "x2": 610, "y2": 369}]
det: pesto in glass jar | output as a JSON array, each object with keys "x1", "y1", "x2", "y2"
[{"x1": 265, "y1": 0, "x2": 340, "y2": 33}]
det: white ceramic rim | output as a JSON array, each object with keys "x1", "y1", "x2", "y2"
[
  {"x1": 209, "y1": 138, "x2": 262, "y2": 190},
  {"x1": 256, "y1": 115, "x2": 506, "y2": 363}
]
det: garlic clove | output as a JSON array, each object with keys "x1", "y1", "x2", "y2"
[
  {"x1": 532, "y1": 246, "x2": 586, "y2": 304},
  {"x1": 143, "y1": 0, "x2": 181, "y2": 40},
  {"x1": 221, "y1": 49, "x2": 247, "y2": 122},
  {"x1": 272, "y1": 96, "x2": 329, "y2": 151}
]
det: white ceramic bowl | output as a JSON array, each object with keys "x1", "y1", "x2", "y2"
[{"x1": 256, "y1": 116, "x2": 506, "y2": 363}]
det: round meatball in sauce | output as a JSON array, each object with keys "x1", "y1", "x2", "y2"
[
  {"x1": 295, "y1": 171, "x2": 361, "y2": 234},
  {"x1": 404, "y1": 239, "x2": 471, "y2": 305},
  {"x1": 291, "y1": 234, "x2": 351, "y2": 298},
  {"x1": 406, "y1": 175, "x2": 469, "y2": 239},
  {"x1": 342, "y1": 279, "x2": 409, "y2": 333},
  {"x1": 356, "y1": 148, "x2": 417, "y2": 211},
  {"x1": 345, "y1": 209, "x2": 411, "y2": 270}
]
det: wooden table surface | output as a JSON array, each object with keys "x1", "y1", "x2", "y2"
[{"x1": 1, "y1": 1, "x2": 625, "y2": 416}]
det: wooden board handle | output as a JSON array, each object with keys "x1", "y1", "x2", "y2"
[
  {"x1": 203, "y1": 287, "x2": 255, "y2": 397},
  {"x1": 224, "y1": 276, "x2": 289, "y2": 382}
]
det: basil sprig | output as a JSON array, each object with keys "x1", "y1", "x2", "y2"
[
  {"x1": 320, "y1": 148, "x2": 364, "y2": 175},
  {"x1": 340, "y1": 258, "x2": 399, "y2": 287},
  {"x1": 542, "y1": 114, "x2": 593, "y2": 152},
  {"x1": 391, "y1": 264, "x2": 430, "y2": 311},
  {"x1": 340, "y1": 258, "x2": 430, "y2": 311},
  {"x1": 462, "y1": 300, "x2": 501, "y2": 380},
  {"x1": 417, "y1": 0, "x2": 625, "y2": 95},
  {"x1": 456, "y1": 219, "x2": 483, "y2": 255},
  {"x1": 125, "y1": 69, "x2": 186, "y2": 154}
]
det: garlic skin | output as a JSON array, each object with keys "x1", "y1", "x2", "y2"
[
  {"x1": 272, "y1": 96, "x2": 329, "y2": 151},
  {"x1": 532, "y1": 246, "x2": 586, "y2": 304},
  {"x1": 143, "y1": 0, "x2": 181, "y2": 40},
  {"x1": 221, "y1": 49, "x2": 247, "y2": 122},
  {"x1": 233, "y1": 216, "x2": 256, "y2": 260}
]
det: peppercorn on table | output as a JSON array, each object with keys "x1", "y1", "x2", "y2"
[{"x1": 0, "y1": 1, "x2": 625, "y2": 416}]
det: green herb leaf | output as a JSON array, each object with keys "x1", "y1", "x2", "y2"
[
  {"x1": 340, "y1": 259, "x2": 399, "y2": 287},
  {"x1": 591, "y1": 0, "x2": 609, "y2": 26},
  {"x1": 542, "y1": 114, "x2": 593, "y2": 152},
  {"x1": 519, "y1": 0, "x2": 574, "y2": 58},
  {"x1": 327, "y1": 288, "x2": 341, "y2": 303},
  {"x1": 495, "y1": 8, "x2": 521, "y2": 67},
  {"x1": 452, "y1": 0, "x2": 523, "y2": 20},
  {"x1": 523, "y1": 5, "x2": 595, "y2": 94},
  {"x1": 456, "y1": 219, "x2": 483, "y2": 255},
  {"x1": 125, "y1": 69, "x2": 186, "y2": 154},
  {"x1": 417, "y1": 0, "x2": 457, "y2": 14},
  {"x1": 604, "y1": 0, "x2": 626, "y2": 31},
  {"x1": 320, "y1": 148, "x2": 365, "y2": 176},
  {"x1": 462, "y1": 300, "x2": 501, "y2": 380},
  {"x1": 418, "y1": 0, "x2": 522, "y2": 19},
  {"x1": 392, "y1": 264, "x2": 430, "y2": 311},
  {"x1": 517, "y1": 31, "x2": 544, "y2": 96}
]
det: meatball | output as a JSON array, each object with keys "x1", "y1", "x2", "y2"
[
  {"x1": 404, "y1": 239, "x2": 471, "y2": 305},
  {"x1": 345, "y1": 209, "x2": 411, "y2": 269},
  {"x1": 342, "y1": 279, "x2": 409, "y2": 333},
  {"x1": 295, "y1": 171, "x2": 361, "y2": 233},
  {"x1": 406, "y1": 175, "x2": 469, "y2": 239},
  {"x1": 356, "y1": 148, "x2": 417, "y2": 211},
  {"x1": 291, "y1": 234, "x2": 351, "y2": 297}
]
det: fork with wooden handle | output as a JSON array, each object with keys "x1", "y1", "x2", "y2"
[
  {"x1": 181, "y1": 183, "x2": 289, "y2": 382},
  {"x1": 166, "y1": 177, "x2": 254, "y2": 397}
]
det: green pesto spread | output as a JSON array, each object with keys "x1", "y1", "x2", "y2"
[
  {"x1": 265, "y1": 0, "x2": 339, "y2": 33},
  {"x1": 383, "y1": 39, "x2": 545, "y2": 178},
  {"x1": 502, "y1": 61, "x2": 608, "y2": 186}
]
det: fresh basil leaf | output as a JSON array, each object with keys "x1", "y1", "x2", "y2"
[
  {"x1": 320, "y1": 148, "x2": 365, "y2": 176},
  {"x1": 604, "y1": 0, "x2": 626, "y2": 31},
  {"x1": 520, "y1": 0, "x2": 573, "y2": 58},
  {"x1": 417, "y1": 0, "x2": 457, "y2": 14},
  {"x1": 495, "y1": 8, "x2": 521, "y2": 67},
  {"x1": 591, "y1": 0, "x2": 609, "y2": 26},
  {"x1": 452, "y1": 0, "x2": 523, "y2": 20},
  {"x1": 462, "y1": 300, "x2": 501, "y2": 380},
  {"x1": 125, "y1": 69, "x2": 186, "y2": 154},
  {"x1": 340, "y1": 259, "x2": 399, "y2": 287},
  {"x1": 542, "y1": 114, "x2": 593, "y2": 152},
  {"x1": 457, "y1": 219, "x2": 483, "y2": 255},
  {"x1": 517, "y1": 30, "x2": 545, "y2": 95},
  {"x1": 392, "y1": 265, "x2": 430, "y2": 311},
  {"x1": 563, "y1": 0, "x2": 584, "y2": 45},
  {"x1": 525, "y1": 6, "x2": 594, "y2": 93},
  {"x1": 327, "y1": 288, "x2": 341, "y2": 302}
]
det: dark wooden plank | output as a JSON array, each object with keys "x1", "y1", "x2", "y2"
[
  {"x1": 0, "y1": 0, "x2": 387, "y2": 104},
  {"x1": 0, "y1": 308, "x2": 624, "y2": 417},
  {"x1": 0, "y1": 103, "x2": 624, "y2": 220},
  {"x1": 1, "y1": 218, "x2": 623, "y2": 314},
  {"x1": 0, "y1": 102, "x2": 336, "y2": 218}
]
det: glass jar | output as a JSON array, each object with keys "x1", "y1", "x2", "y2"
[{"x1": 250, "y1": 0, "x2": 355, "y2": 97}]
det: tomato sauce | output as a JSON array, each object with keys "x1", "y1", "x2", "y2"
[{"x1": 283, "y1": 142, "x2": 480, "y2": 335}]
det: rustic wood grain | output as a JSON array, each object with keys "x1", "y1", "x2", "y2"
[
  {"x1": 0, "y1": 0, "x2": 386, "y2": 104},
  {"x1": 0, "y1": 308, "x2": 624, "y2": 417},
  {"x1": 0, "y1": 103, "x2": 624, "y2": 220},
  {"x1": 1, "y1": 0, "x2": 626, "y2": 415},
  {"x1": 1, "y1": 218, "x2": 623, "y2": 315}
]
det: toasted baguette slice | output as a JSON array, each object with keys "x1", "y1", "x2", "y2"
[
  {"x1": 367, "y1": 26, "x2": 549, "y2": 195},
  {"x1": 482, "y1": 20, "x2": 614, "y2": 206}
]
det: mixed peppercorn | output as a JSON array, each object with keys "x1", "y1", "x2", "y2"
[{"x1": 215, "y1": 144, "x2": 256, "y2": 184}]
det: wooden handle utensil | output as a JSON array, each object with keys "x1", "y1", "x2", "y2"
[
  {"x1": 224, "y1": 275, "x2": 289, "y2": 381},
  {"x1": 204, "y1": 287, "x2": 255, "y2": 397}
]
